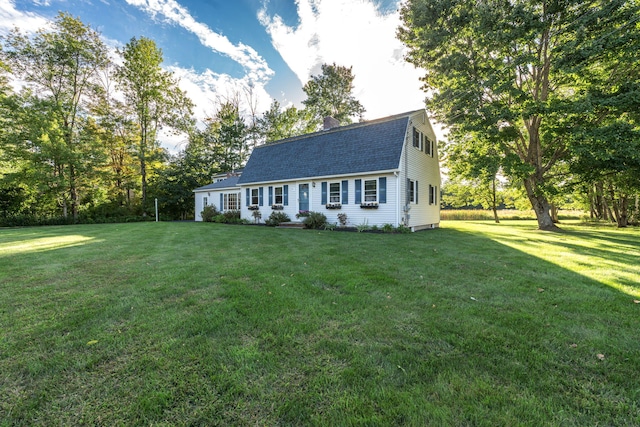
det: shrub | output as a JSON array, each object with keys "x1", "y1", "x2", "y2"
[
  {"x1": 201, "y1": 205, "x2": 219, "y2": 222},
  {"x1": 382, "y1": 223, "x2": 395, "y2": 233},
  {"x1": 356, "y1": 220, "x2": 370, "y2": 232},
  {"x1": 396, "y1": 224, "x2": 412, "y2": 233},
  {"x1": 296, "y1": 210, "x2": 310, "y2": 219},
  {"x1": 302, "y1": 211, "x2": 327, "y2": 229},
  {"x1": 223, "y1": 210, "x2": 241, "y2": 222},
  {"x1": 265, "y1": 211, "x2": 291, "y2": 226},
  {"x1": 252, "y1": 210, "x2": 262, "y2": 223},
  {"x1": 324, "y1": 222, "x2": 337, "y2": 231},
  {"x1": 337, "y1": 213, "x2": 348, "y2": 227}
]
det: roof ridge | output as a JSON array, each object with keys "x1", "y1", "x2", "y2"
[{"x1": 255, "y1": 109, "x2": 421, "y2": 149}]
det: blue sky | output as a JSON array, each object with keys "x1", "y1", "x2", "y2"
[{"x1": 1, "y1": 0, "x2": 430, "y2": 149}]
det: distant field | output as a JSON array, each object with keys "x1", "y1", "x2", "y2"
[
  {"x1": 1, "y1": 221, "x2": 638, "y2": 426},
  {"x1": 441, "y1": 209, "x2": 585, "y2": 221}
]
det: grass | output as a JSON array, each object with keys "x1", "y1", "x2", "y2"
[{"x1": 0, "y1": 220, "x2": 639, "y2": 426}]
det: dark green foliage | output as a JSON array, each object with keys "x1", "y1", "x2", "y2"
[
  {"x1": 265, "y1": 211, "x2": 291, "y2": 226},
  {"x1": 381, "y1": 223, "x2": 395, "y2": 233},
  {"x1": 302, "y1": 211, "x2": 327, "y2": 229},
  {"x1": 398, "y1": 0, "x2": 640, "y2": 230},
  {"x1": 302, "y1": 63, "x2": 366, "y2": 127},
  {"x1": 200, "y1": 205, "x2": 219, "y2": 222},
  {"x1": 257, "y1": 100, "x2": 316, "y2": 143}
]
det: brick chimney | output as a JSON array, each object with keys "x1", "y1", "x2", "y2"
[{"x1": 323, "y1": 116, "x2": 340, "y2": 130}]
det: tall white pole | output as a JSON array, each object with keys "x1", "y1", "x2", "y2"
[{"x1": 155, "y1": 198, "x2": 158, "y2": 222}]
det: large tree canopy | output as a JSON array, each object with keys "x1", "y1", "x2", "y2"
[
  {"x1": 302, "y1": 63, "x2": 366, "y2": 127},
  {"x1": 115, "y1": 36, "x2": 193, "y2": 215},
  {"x1": 398, "y1": 0, "x2": 640, "y2": 230},
  {"x1": 3, "y1": 12, "x2": 109, "y2": 221}
]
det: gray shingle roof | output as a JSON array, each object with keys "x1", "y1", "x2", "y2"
[
  {"x1": 193, "y1": 175, "x2": 241, "y2": 192},
  {"x1": 237, "y1": 111, "x2": 414, "y2": 185}
]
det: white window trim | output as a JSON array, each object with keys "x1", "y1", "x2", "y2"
[
  {"x1": 251, "y1": 188, "x2": 259, "y2": 206},
  {"x1": 223, "y1": 192, "x2": 240, "y2": 211},
  {"x1": 329, "y1": 182, "x2": 341, "y2": 203},
  {"x1": 364, "y1": 179, "x2": 377, "y2": 202},
  {"x1": 409, "y1": 179, "x2": 417, "y2": 204},
  {"x1": 274, "y1": 186, "x2": 284, "y2": 205}
]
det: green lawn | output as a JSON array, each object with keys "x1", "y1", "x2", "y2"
[{"x1": 1, "y1": 221, "x2": 639, "y2": 426}]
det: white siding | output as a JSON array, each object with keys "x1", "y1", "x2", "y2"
[
  {"x1": 194, "y1": 188, "x2": 241, "y2": 221},
  {"x1": 240, "y1": 174, "x2": 401, "y2": 227},
  {"x1": 399, "y1": 111, "x2": 441, "y2": 230},
  {"x1": 194, "y1": 191, "x2": 207, "y2": 221}
]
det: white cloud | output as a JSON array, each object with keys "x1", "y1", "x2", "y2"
[
  {"x1": 167, "y1": 65, "x2": 273, "y2": 122},
  {"x1": 258, "y1": 0, "x2": 427, "y2": 122},
  {"x1": 0, "y1": 0, "x2": 50, "y2": 35},
  {"x1": 125, "y1": 0, "x2": 274, "y2": 84}
]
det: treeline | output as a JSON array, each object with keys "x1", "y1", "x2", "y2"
[{"x1": 0, "y1": 13, "x2": 365, "y2": 225}]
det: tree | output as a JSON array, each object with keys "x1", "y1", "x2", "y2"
[
  {"x1": 561, "y1": 4, "x2": 640, "y2": 227},
  {"x1": 302, "y1": 63, "x2": 365, "y2": 127},
  {"x1": 3, "y1": 12, "x2": 109, "y2": 221},
  {"x1": 210, "y1": 100, "x2": 248, "y2": 172},
  {"x1": 115, "y1": 36, "x2": 193, "y2": 215},
  {"x1": 398, "y1": 0, "x2": 640, "y2": 230},
  {"x1": 258, "y1": 99, "x2": 316, "y2": 143}
]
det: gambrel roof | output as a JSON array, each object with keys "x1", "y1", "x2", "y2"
[{"x1": 236, "y1": 111, "x2": 417, "y2": 185}]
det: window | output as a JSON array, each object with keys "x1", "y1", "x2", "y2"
[
  {"x1": 251, "y1": 188, "x2": 259, "y2": 205},
  {"x1": 203, "y1": 196, "x2": 208, "y2": 207},
  {"x1": 408, "y1": 179, "x2": 418, "y2": 204},
  {"x1": 274, "y1": 186, "x2": 283, "y2": 205},
  {"x1": 223, "y1": 193, "x2": 240, "y2": 210},
  {"x1": 329, "y1": 182, "x2": 341, "y2": 203},
  {"x1": 364, "y1": 179, "x2": 377, "y2": 202},
  {"x1": 429, "y1": 185, "x2": 437, "y2": 205},
  {"x1": 425, "y1": 136, "x2": 432, "y2": 156},
  {"x1": 413, "y1": 128, "x2": 422, "y2": 150}
]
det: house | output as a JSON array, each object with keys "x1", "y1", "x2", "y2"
[{"x1": 193, "y1": 109, "x2": 441, "y2": 231}]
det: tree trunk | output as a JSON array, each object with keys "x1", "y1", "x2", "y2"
[
  {"x1": 550, "y1": 203, "x2": 559, "y2": 223},
  {"x1": 69, "y1": 164, "x2": 78, "y2": 223},
  {"x1": 595, "y1": 181, "x2": 605, "y2": 219},
  {"x1": 619, "y1": 196, "x2": 628, "y2": 228},
  {"x1": 140, "y1": 140, "x2": 147, "y2": 217},
  {"x1": 491, "y1": 178, "x2": 500, "y2": 223},
  {"x1": 523, "y1": 177, "x2": 558, "y2": 231},
  {"x1": 609, "y1": 184, "x2": 628, "y2": 228}
]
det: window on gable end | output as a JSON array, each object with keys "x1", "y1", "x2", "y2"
[{"x1": 413, "y1": 128, "x2": 420, "y2": 149}]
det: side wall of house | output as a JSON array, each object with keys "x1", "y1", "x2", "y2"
[
  {"x1": 194, "y1": 188, "x2": 242, "y2": 221},
  {"x1": 194, "y1": 191, "x2": 207, "y2": 221},
  {"x1": 399, "y1": 111, "x2": 441, "y2": 230}
]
